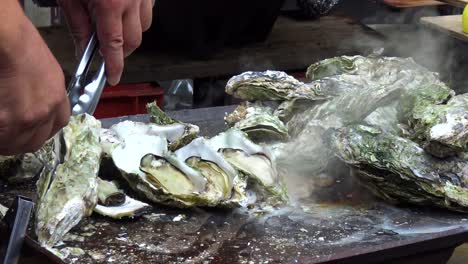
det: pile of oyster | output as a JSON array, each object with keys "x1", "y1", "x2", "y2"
[
  {"x1": 1, "y1": 53, "x2": 467, "y2": 249},
  {"x1": 0, "y1": 102, "x2": 286, "y2": 247},
  {"x1": 225, "y1": 54, "x2": 467, "y2": 212}
]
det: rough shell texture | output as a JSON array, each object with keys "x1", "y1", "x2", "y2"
[
  {"x1": 225, "y1": 102, "x2": 288, "y2": 142},
  {"x1": 35, "y1": 114, "x2": 102, "y2": 247},
  {"x1": 226, "y1": 70, "x2": 327, "y2": 101},
  {"x1": 404, "y1": 93, "x2": 467, "y2": 158},
  {"x1": 326, "y1": 125, "x2": 468, "y2": 212}
]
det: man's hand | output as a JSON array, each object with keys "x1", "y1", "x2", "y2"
[
  {"x1": 0, "y1": 1, "x2": 70, "y2": 155},
  {"x1": 58, "y1": 0, "x2": 154, "y2": 86}
]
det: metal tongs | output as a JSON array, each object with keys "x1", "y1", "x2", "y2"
[{"x1": 67, "y1": 32, "x2": 107, "y2": 116}]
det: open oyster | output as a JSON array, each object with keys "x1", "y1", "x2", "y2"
[
  {"x1": 94, "y1": 178, "x2": 151, "y2": 219},
  {"x1": 36, "y1": 114, "x2": 102, "y2": 247},
  {"x1": 111, "y1": 133, "x2": 242, "y2": 208},
  {"x1": 226, "y1": 70, "x2": 326, "y2": 101},
  {"x1": 96, "y1": 178, "x2": 126, "y2": 206},
  {"x1": 138, "y1": 138, "x2": 239, "y2": 207},
  {"x1": 225, "y1": 102, "x2": 288, "y2": 142},
  {"x1": 326, "y1": 125, "x2": 468, "y2": 212},
  {"x1": 208, "y1": 129, "x2": 288, "y2": 205}
]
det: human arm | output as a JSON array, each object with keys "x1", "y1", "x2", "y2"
[{"x1": 0, "y1": 0, "x2": 70, "y2": 155}]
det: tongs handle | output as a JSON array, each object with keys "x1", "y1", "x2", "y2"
[{"x1": 67, "y1": 33, "x2": 107, "y2": 116}]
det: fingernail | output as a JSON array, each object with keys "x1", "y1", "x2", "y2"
[{"x1": 109, "y1": 74, "x2": 121, "y2": 86}]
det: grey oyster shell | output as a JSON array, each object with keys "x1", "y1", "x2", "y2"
[
  {"x1": 325, "y1": 125, "x2": 468, "y2": 212},
  {"x1": 226, "y1": 70, "x2": 327, "y2": 102},
  {"x1": 36, "y1": 114, "x2": 102, "y2": 247},
  {"x1": 402, "y1": 93, "x2": 467, "y2": 158},
  {"x1": 225, "y1": 102, "x2": 288, "y2": 142}
]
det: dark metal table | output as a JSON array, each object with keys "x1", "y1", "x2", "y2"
[{"x1": 2, "y1": 106, "x2": 468, "y2": 264}]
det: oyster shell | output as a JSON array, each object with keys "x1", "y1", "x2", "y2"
[
  {"x1": 225, "y1": 102, "x2": 288, "y2": 142},
  {"x1": 96, "y1": 178, "x2": 126, "y2": 206},
  {"x1": 208, "y1": 129, "x2": 288, "y2": 204},
  {"x1": 325, "y1": 125, "x2": 468, "y2": 212},
  {"x1": 109, "y1": 127, "x2": 244, "y2": 207},
  {"x1": 110, "y1": 120, "x2": 199, "y2": 153},
  {"x1": 146, "y1": 102, "x2": 199, "y2": 150},
  {"x1": 94, "y1": 196, "x2": 151, "y2": 220},
  {"x1": 226, "y1": 70, "x2": 326, "y2": 101},
  {"x1": 402, "y1": 93, "x2": 467, "y2": 158},
  {"x1": 306, "y1": 56, "x2": 358, "y2": 81},
  {"x1": 36, "y1": 114, "x2": 102, "y2": 247},
  {"x1": 288, "y1": 56, "x2": 452, "y2": 138},
  {"x1": 138, "y1": 137, "x2": 240, "y2": 207}
]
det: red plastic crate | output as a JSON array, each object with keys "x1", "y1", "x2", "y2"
[{"x1": 94, "y1": 83, "x2": 164, "y2": 119}]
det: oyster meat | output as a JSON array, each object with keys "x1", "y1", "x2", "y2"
[
  {"x1": 326, "y1": 125, "x2": 468, "y2": 212},
  {"x1": 208, "y1": 129, "x2": 288, "y2": 205},
  {"x1": 94, "y1": 179, "x2": 151, "y2": 221},
  {"x1": 35, "y1": 114, "x2": 102, "y2": 247},
  {"x1": 226, "y1": 70, "x2": 326, "y2": 101},
  {"x1": 225, "y1": 102, "x2": 288, "y2": 142},
  {"x1": 139, "y1": 137, "x2": 238, "y2": 207},
  {"x1": 109, "y1": 126, "x2": 242, "y2": 208}
]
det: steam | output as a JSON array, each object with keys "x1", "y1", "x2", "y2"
[{"x1": 358, "y1": 7, "x2": 462, "y2": 91}]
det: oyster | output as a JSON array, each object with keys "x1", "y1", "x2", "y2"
[
  {"x1": 94, "y1": 196, "x2": 151, "y2": 220},
  {"x1": 109, "y1": 127, "x2": 243, "y2": 207},
  {"x1": 208, "y1": 129, "x2": 288, "y2": 204},
  {"x1": 325, "y1": 125, "x2": 468, "y2": 212},
  {"x1": 226, "y1": 70, "x2": 326, "y2": 101},
  {"x1": 306, "y1": 56, "x2": 357, "y2": 80},
  {"x1": 146, "y1": 102, "x2": 199, "y2": 150},
  {"x1": 402, "y1": 93, "x2": 467, "y2": 158},
  {"x1": 225, "y1": 102, "x2": 288, "y2": 142},
  {"x1": 36, "y1": 114, "x2": 102, "y2": 247},
  {"x1": 138, "y1": 137, "x2": 241, "y2": 207},
  {"x1": 96, "y1": 178, "x2": 126, "y2": 206},
  {"x1": 288, "y1": 56, "x2": 452, "y2": 138}
]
